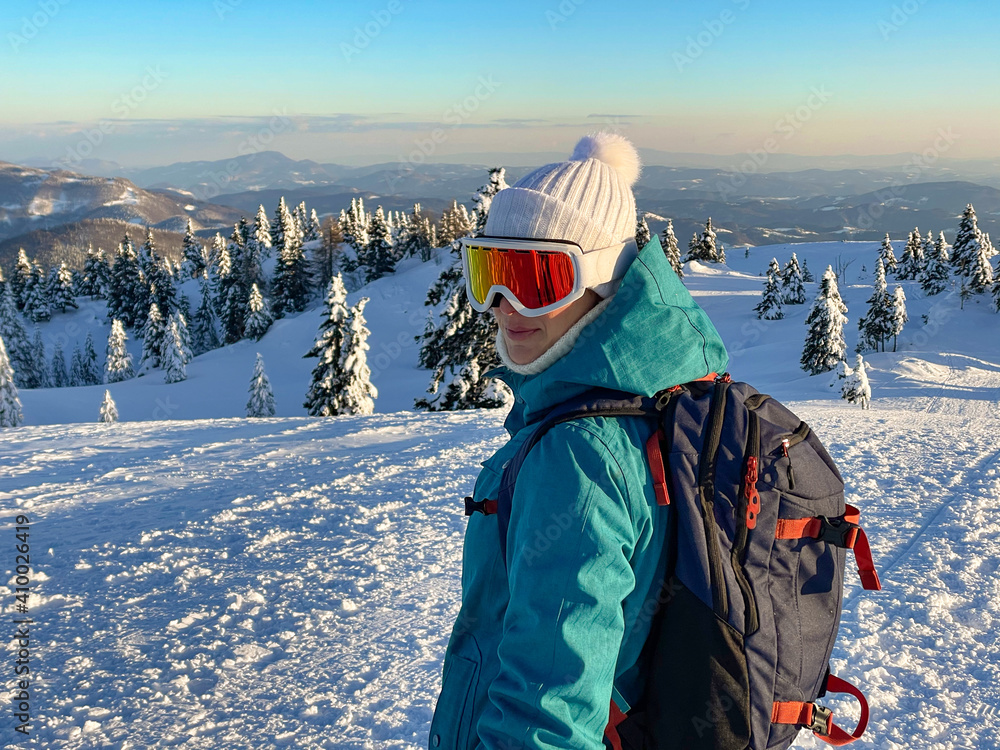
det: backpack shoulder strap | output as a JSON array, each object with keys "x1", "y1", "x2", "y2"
[{"x1": 493, "y1": 387, "x2": 656, "y2": 566}]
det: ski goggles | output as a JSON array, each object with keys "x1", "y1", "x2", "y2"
[{"x1": 460, "y1": 236, "x2": 631, "y2": 317}]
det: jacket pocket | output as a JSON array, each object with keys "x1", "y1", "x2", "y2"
[{"x1": 429, "y1": 650, "x2": 481, "y2": 750}]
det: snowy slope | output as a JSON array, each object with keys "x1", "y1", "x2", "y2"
[{"x1": 4, "y1": 241, "x2": 1000, "y2": 748}]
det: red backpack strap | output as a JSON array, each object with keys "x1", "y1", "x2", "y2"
[
  {"x1": 772, "y1": 674, "x2": 870, "y2": 746},
  {"x1": 604, "y1": 699, "x2": 628, "y2": 750},
  {"x1": 775, "y1": 504, "x2": 881, "y2": 590}
]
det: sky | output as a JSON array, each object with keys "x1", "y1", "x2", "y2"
[{"x1": 1, "y1": 0, "x2": 998, "y2": 168}]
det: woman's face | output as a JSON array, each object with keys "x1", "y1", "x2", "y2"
[{"x1": 493, "y1": 290, "x2": 601, "y2": 366}]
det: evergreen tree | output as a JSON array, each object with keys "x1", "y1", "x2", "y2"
[
  {"x1": 857, "y1": 259, "x2": 892, "y2": 353},
  {"x1": 51, "y1": 342, "x2": 69, "y2": 388},
  {"x1": 340, "y1": 297, "x2": 378, "y2": 415},
  {"x1": 896, "y1": 228, "x2": 923, "y2": 280},
  {"x1": 99, "y1": 389, "x2": 118, "y2": 423},
  {"x1": 69, "y1": 344, "x2": 84, "y2": 387},
  {"x1": 303, "y1": 275, "x2": 350, "y2": 416},
  {"x1": 780, "y1": 252, "x2": 806, "y2": 304},
  {"x1": 338, "y1": 197, "x2": 369, "y2": 270},
  {"x1": 22, "y1": 264, "x2": 51, "y2": 323},
  {"x1": 304, "y1": 208, "x2": 322, "y2": 244},
  {"x1": 438, "y1": 199, "x2": 473, "y2": 246},
  {"x1": 104, "y1": 320, "x2": 134, "y2": 383},
  {"x1": 246, "y1": 352, "x2": 276, "y2": 418},
  {"x1": 26, "y1": 327, "x2": 49, "y2": 388},
  {"x1": 293, "y1": 201, "x2": 309, "y2": 245},
  {"x1": 416, "y1": 172, "x2": 508, "y2": 411},
  {"x1": 48, "y1": 263, "x2": 78, "y2": 313},
  {"x1": 107, "y1": 233, "x2": 145, "y2": 329},
  {"x1": 80, "y1": 247, "x2": 109, "y2": 298},
  {"x1": 245, "y1": 204, "x2": 271, "y2": 289},
  {"x1": 138, "y1": 303, "x2": 165, "y2": 372},
  {"x1": 887, "y1": 285, "x2": 907, "y2": 352},
  {"x1": 967, "y1": 233, "x2": 995, "y2": 294},
  {"x1": 12, "y1": 249, "x2": 32, "y2": 310},
  {"x1": 684, "y1": 218, "x2": 722, "y2": 263},
  {"x1": 635, "y1": 215, "x2": 651, "y2": 251},
  {"x1": 170, "y1": 310, "x2": 193, "y2": 365},
  {"x1": 310, "y1": 215, "x2": 344, "y2": 286},
  {"x1": 244, "y1": 283, "x2": 273, "y2": 341},
  {"x1": 80, "y1": 333, "x2": 101, "y2": 385},
  {"x1": 272, "y1": 204, "x2": 311, "y2": 316},
  {"x1": 192, "y1": 281, "x2": 222, "y2": 355},
  {"x1": 0, "y1": 282, "x2": 32, "y2": 389},
  {"x1": 952, "y1": 204, "x2": 983, "y2": 279},
  {"x1": 841, "y1": 354, "x2": 871, "y2": 409},
  {"x1": 470, "y1": 168, "x2": 508, "y2": 237},
  {"x1": 0, "y1": 336, "x2": 23, "y2": 427},
  {"x1": 878, "y1": 234, "x2": 898, "y2": 275},
  {"x1": 755, "y1": 258, "x2": 784, "y2": 320},
  {"x1": 162, "y1": 318, "x2": 188, "y2": 384},
  {"x1": 181, "y1": 219, "x2": 207, "y2": 279},
  {"x1": 363, "y1": 205, "x2": 396, "y2": 283},
  {"x1": 660, "y1": 219, "x2": 683, "y2": 278},
  {"x1": 800, "y1": 265, "x2": 849, "y2": 375},
  {"x1": 801, "y1": 259, "x2": 815, "y2": 283},
  {"x1": 921, "y1": 232, "x2": 950, "y2": 296}
]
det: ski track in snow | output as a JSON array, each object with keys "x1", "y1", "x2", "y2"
[{"x1": 2, "y1": 400, "x2": 1000, "y2": 748}]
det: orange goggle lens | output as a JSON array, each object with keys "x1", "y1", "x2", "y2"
[{"x1": 465, "y1": 244, "x2": 577, "y2": 310}]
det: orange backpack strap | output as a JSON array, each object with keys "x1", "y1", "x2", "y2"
[
  {"x1": 772, "y1": 674, "x2": 870, "y2": 746},
  {"x1": 775, "y1": 504, "x2": 882, "y2": 590},
  {"x1": 604, "y1": 699, "x2": 628, "y2": 750}
]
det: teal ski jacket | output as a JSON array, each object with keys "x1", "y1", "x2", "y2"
[{"x1": 428, "y1": 235, "x2": 729, "y2": 750}]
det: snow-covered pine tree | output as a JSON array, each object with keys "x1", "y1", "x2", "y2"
[
  {"x1": 896, "y1": 228, "x2": 921, "y2": 280},
  {"x1": 755, "y1": 258, "x2": 784, "y2": 320},
  {"x1": 80, "y1": 332, "x2": 101, "y2": 385},
  {"x1": 181, "y1": 219, "x2": 207, "y2": 279},
  {"x1": 27, "y1": 326, "x2": 49, "y2": 388},
  {"x1": 138, "y1": 303, "x2": 165, "y2": 372},
  {"x1": 271, "y1": 204, "x2": 311, "y2": 317},
  {"x1": 293, "y1": 201, "x2": 309, "y2": 245},
  {"x1": 305, "y1": 209, "x2": 322, "y2": 244},
  {"x1": 22, "y1": 264, "x2": 51, "y2": 323},
  {"x1": 303, "y1": 275, "x2": 350, "y2": 416},
  {"x1": 244, "y1": 283, "x2": 273, "y2": 341},
  {"x1": 339, "y1": 297, "x2": 377, "y2": 415},
  {"x1": 104, "y1": 319, "x2": 134, "y2": 383},
  {"x1": 857, "y1": 259, "x2": 892, "y2": 353},
  {"x1": 0, "y1": 282, "x2": 32, "y2": 389},
  {"x1": 887, "y1": 285, "x2": 907, "y2": 352},
  {"x1": 245, "y1": 204, "x2": 271, "y2": 288},
  {"x1": 309, "y1": 215, "x2": 343, "y2": 287},
  {"x1": 161, "y1": 318, "x2": 187, "y2": 384},
  {"x1": 80, "y1": 247, "x2": 108, "y2": 298},
  {"x1": 363, "y1": 206, "x2": 396, "y2": 283},
  {"x1": 338, "y1": 197, "x2": 369, "y2": 271},
  {"x1": 841, "y1": 354, "x2": 871, "y2": 409},
  {"x1": 800, "y1": 265, "x2": 849, "y2": 375},
  {"x1": 780, "y1": 252, "x2": 806, "y2": 304},
  {"x1": 415, "y1": 170, "x2": 510, "y2": 411},
  {"x1": 921, "y1": 232, "x2": 950, "y2": 296},
  {"x1": 0, "y1": 336, "x2": 23, "y2": 427},
  {"x1": 661, "y1": 219, "x2": 683, "y2": 278},
  {"x1": 438, "y1": 199, "x2": 473, "y2": 246},
  {"x1": 49, "y1": 263, "x2": 78, "y2": 313},
  {"x1": 967, "y1": 232, "x2": 995, "y2": 294},
  {"x1": 50, "y1": 341, "x2": 69, "y2": 388},
  {"x1": 191, "y1": 280, "x2": 222, "y2": 355},
  {"x1": 107, "y1": 232, "x2": 145, "y2": 329},
  {"x1": 878, "y1": 234, "x2": 898, "y2": 275},
  {"x1": 635, "y1": 215, "x2": 651, "y2": 251},
  {"x1": 470, "y1": 168, "x2": 508, "y2": 237},
  {"x1": 951, "y1": 204, "x2": 983, "y2": 279},
  {"x1": 69, "y1": 344, "x2": 84, "y2": 386},
  {"x1": 684, "y1": 218, "x2": 722, "y2": 263},
  {"x1": 99, "y1": 389, "x2": 118, "y2": 423},
  {"x1": 801, "y1": 259, "x2": 815, "y2": 282},
  {"x1": 169, "y1": 310, "x2": 193, "y2": 364},
  {"x1": 246, "y1": 352, "x2": 275, "y2": 418},
  {"x1": 12, "y1": 249, "x2": 32, "y2": 311}
]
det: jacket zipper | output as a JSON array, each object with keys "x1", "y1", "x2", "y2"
[{"x1": 699, "y1": 380, "x2": 730, "y2": 619}]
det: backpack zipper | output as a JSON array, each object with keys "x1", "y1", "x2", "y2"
[
  {"x1": 732, "y1": 406, "x2": 761, "y2": 635},
  {"x1": 698, "y1": 380, "x2": 730, "y2": 619},
  {"x1": 780, "y1": 421, "x2": 810, "y2": 490}
]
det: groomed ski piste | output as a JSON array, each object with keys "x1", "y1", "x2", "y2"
[{"x1": 3, "y1": 240, "x2": 1000, "y2": 748}]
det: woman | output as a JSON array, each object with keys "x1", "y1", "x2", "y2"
[{"x1": 429, "y1": 133, "x2": 729, "y2": 749}]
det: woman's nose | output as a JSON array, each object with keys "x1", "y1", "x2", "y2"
[{"x1": 497, "y1": 296, "x2": 516, "y2": 315}]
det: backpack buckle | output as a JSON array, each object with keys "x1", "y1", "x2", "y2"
[
  {"x1": 464, "y1": 496, "x2": 497, "y2": 516},
  {"x1": 814, "y1": 515, "x2": 860, "y2": 549},
  {"x1": 809, "y1": 704, "x2": 833, "y2": 735}
]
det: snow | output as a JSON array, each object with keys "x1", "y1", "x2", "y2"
[{"x1": 4, "y1": 239, "x2": 1000, "y2": 747}]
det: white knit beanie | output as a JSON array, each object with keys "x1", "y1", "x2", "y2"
[{"x1": 483, "y1": 132, "x2": 641, "y2": 298}]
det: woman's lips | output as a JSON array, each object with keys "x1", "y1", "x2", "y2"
[{"x1": 503, "y1": 325, "x2": 538, "y2": 341}]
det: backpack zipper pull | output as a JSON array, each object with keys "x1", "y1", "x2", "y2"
[
  {"x1": 781, "y1": 438, "x2": 796, "y2": 490},
  {"x1": 744, "y1": 456, "x2": 760, "y2": 529}
]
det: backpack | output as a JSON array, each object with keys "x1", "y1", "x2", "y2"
[{"x1": 464, "y1": 374, "x2": 881, "y2": 749}]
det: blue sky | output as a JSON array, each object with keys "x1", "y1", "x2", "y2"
[{"x1": 1, "y1": 0, "x2": 997, "y2": 167}]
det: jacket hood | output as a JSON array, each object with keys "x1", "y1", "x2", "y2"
[{"x1": 497, "y1": 234, "x2": 729, "y2": 428}]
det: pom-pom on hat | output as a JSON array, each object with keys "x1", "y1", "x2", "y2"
[{"x1": 484, "y1": 132, "x2": 641, "y2": 298}]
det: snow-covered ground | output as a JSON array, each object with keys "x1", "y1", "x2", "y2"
[{"x1": 4, "y1": 240, "x2": 1000, "y2": 748}]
